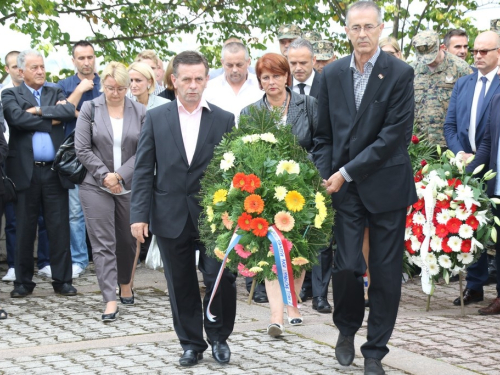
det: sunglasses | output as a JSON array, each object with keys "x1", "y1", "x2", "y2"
[{"x1": 469, "y1": 48, "x2": 498, "y2": 56}]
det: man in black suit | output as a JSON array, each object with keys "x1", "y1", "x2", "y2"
[
  {"x1": 1, "y1": 49, "x2": 76, "y2": 298},
  {"x1": 313, "y1": 2, "x2": 416, "y2": 374},
  {"x1": 288, "y1": 38, "x2": 321, "y2": 99},
  {"x1": 131, "y1": 51, "x2": 236, "y2": 367}
]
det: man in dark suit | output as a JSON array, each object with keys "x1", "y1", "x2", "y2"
[
  {"x1": 313, "y1": 2, "x2": 416, "y2": 374},
  {"x1": 446, "y1": 31, "x2": 500, "y2": 309},
  {"x1": 131, "y1": 51, "x2": 236, "y2": 367},
  {"x1": 1, "y1": 49, "x2": 76, "y2": 298},
  {"x1": 288, "y1": 38, "x2": 321, "y2": 99}
]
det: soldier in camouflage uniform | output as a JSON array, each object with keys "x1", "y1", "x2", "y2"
[
  {"x1": 302, "y1": 31, "x2": 322, "y2": 43},
  {"x1": 411, "y1": 30, "x2": 472, "y2": 147},
  {"x1": 277, "y1": 24, "x2": 301, "y2": 57},
  {"x1": 313, "y1": 40, "x2": 336, "y2": 74}
]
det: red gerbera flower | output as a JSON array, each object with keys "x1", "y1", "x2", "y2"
[
  {"x1": 448, "y1": 178, "x2": 462, "y2": 188},
  {"x1": 232, "y1": 173, "x2": 247, "y2": 190},
  {"x1": 417, "y1": 234, "x2": 425, "y2": 243},
  {"x1": 243, "y1": 174, "x2": 261, "y2": 194},
  {"x1": 461, "y1": 239, "x2": 472, "y2": 253},
  {"x1": 446, "y1": 218, "x2": 462, "y2": 234},
  {"x1": 413, "y1": 198, "x2": 424, "y2": 211},
  {"x1": 436, "y1": 199, "x2": 450, "y2": 209},
  {"x1": 237, "y1": 212, "x2": 253, "y2": 231},
  {"x1": 250, "y1": 217, "x2": 269, "y2": 237},
  {"x1": 435, "y1": 224, "x2": 449, "y2": 238},
  {"x1": 406, "y1": 213, "x2": 414, "y2": 228},
  {"x1": 412, "y1": 224, "x2": 423, "y2": 237},
  {"x1": 466, "y1": 215, "x2": 479, "y2": 230},
  {"x1": 469, "y1": 204, "x2": 477, "y2": 213},
  {"x1": 442, "y1": 238, "x2": 453, "y2": 253},
  {"x1": 405, "y1": 240, "x2": 415, "y2": 255}
]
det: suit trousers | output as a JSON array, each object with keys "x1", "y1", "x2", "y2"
[
  {"x1": 156, "y1": 215, "x2": 237, "y2": 353},
  {"x1": 302, "y1": 244, "x2": 333, "y2": 298},
  {"x1": 332, "y1": 183, "x2": 406, "y2": 360},
  {"x1": 14, "y1": 164, "x2": 71, "y2": 290},
  {"x1": 79, "y1": 183, "x2": 136, "y2": 302}
]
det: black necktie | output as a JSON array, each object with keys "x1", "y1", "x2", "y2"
[{"x1": 297, "y1": 83, "x2": 306, "y2": 95}]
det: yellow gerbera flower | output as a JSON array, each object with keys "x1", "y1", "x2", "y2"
[
  {"x1": 285, "y1": 190, "x2": 305, "y2": 212},
  {"x1": 249, "y1": 266, "x2": 263, "y2": 273},
  {"x1": 257, "y1": 261, "x2": 269, "y2": 267},
  {"x1": 291, "y1": 257, "x2": 309, "y2": 266},
  {"x1": 206, "y1": 206, "x2": 214, "y2": 222},
  {"x1": 213, "y1": 189, "x2": 228, "y2": 204}
]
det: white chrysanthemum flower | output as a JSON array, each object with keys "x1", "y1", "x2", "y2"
[
  {"x1": 223, "y1": 151, "x2": 235, "y2": 163},
  {"x1": 260, "y1": 133, "x2": 277, "y2": 143},
  {"x1": 220, "y1": 159, "x2": 232, "y2": 171},
  {"x1": 438, "y1": 255, "x2": 452, "y2": 269},
  {"x1": 274, "y1": 186, "x2": 287, "y2": 201},
  {"x1": 412, "y1": 256, "x2": 423, "y2": 268},
  {"x1": 428, "y1": 263, "x2": 440, "y2": 276},
  {"x1": 455, "y1": 207, "x2": 470, "y2": 221},
  {"x1": 436, "y1": 210, "x2": 451, "y2": 224},
  {"x1": 425, "y1": 253, "x2": 437, "y2": 265},
  {"x1": 458, "y1": 253, "x2": 474, "y2": 265},
  {"x1": 242, "y1": 134, "x2": 260, "y2": 143},
  {"x1": 448, "y1": 236, "x2": 463, "y2": 252},
  {"x1": 437, "y1": 193, "x2": 448, "y2": 201},
  {"x1": 458, "y1": 224, "x2": 473, "y2": 239},
  {"x1": 405, "y1": 227, "x2": 412, "y2": 241},
  {"x1": 413, "y1": 212, "x2": 426, "y2": 225},
  {"x1": 276, "y1": 160, "x2": 300, "y2": 175},
  {"x1": 430, "y1": 236, "x2": 442, "y2": 251},
  {"x1": 410, "y1": 236, "x2": 421, "y2": 251}
]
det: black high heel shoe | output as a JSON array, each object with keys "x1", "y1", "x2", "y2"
[
  {"x1": 119, "y1": 286, "x2": 134, "y2": 305},
  {"x1": 102, "y1": 307, "x2": 119, "y2": 322}
]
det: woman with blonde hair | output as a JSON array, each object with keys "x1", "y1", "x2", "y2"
[
  {"x1": 379, "y1": 36, "x2": 404, "y2": 60},
  {"x1": 76, "y1": 62, "x2": 146, "y2": 322},
  {"x1": 128, "y1": 62, "x2": 170, "y2": 110}
]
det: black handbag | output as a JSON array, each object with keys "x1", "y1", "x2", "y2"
[
  {"x1": 52, "y1": 101, "x2": 95, "y2": 184},
  {"x1": 1, "y1": 166, "x2": 17, "y2": 203}
]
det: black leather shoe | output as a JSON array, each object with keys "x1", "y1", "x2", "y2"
[
  {"x1": 364, "y1": 358, "x2": 385, "y2": 375},
  {"x1": 312, "y1": 297, "x2": 332, "y2": 313},
  {"x1": 211, "y1": 341, "x2": 231, "y2": 364},
  {"x1": 179, "y1": 350, "x2": 203, "y2": 366},
  {"x1": 54, "y1": 283, "x2": 77, "y2": 296},
  {"x1": 10, "y1": 285, "x2": 33, "y2": 298},
  {"x1": 253, "y1": 290, "x2": 268, "y2": 303},
  {"x1": 299, "y1": 287, "x2": 312, "y2": 302},
  {"x1": 335, "y1": 334, "x2": 355, "y2": 366},
  {"x1": 453, "y1": 288, "x2": 483, "y2": 306},
  {"x1": 119, "y1": 287, "x2": 134, "y2": 305},
  {"x1": 102, "y1": 308, "x2": 119, "y2": 322}
]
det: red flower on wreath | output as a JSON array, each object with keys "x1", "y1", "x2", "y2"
[
  {"x1": 461, "y1": 239, "x2": 472, "y2": 253},
  {"x1": 405, "y1": 240, "x2": 415, "y2": 255},
  {"x1": 250, "y1": 217, "x2": 269, "y2": 237},
  {"x1": 413, "y1": 198, "x2": 424, "y2": 211},
  {"x1": 448, "y1": 178, "x2": 462, "y2": 188},
  {"x1": 406, "y1": 213, "x2": 414, "y2": 228},
  {"x1": 244, "y1": 194, "x2": 265, "y2": 214},
  {"x1": 243, "y1": 174, "x2": 261, "y2": 194},
  {"x1": 442, "y1": 238, "x2": 453, "y2": 253},
  {"x1": 414, "y1": 170, "x2": 423, "y2": 182},
  {"x1": 466, "y1": 215, "x2": 479, "y2": 230},
  {"x1": 460, "y1": 203, "x2": 477, "y2": 214},
  {"x1": 435, "y1": 224, "x2": 449, "y2": 238},
  {"x1": 412, "y1": 224, "x2": 423, "y2": 237},
  {"x1": 421, "y1": 160, "x2": 427, "y2": 167},
  {"x1": 237, "y1": 212, "x2": 253, "y2": 231},
  {"x1": 411, "y1": 135, "x2": 419, "y2": 144},
  {"x1": 436, "y1": 199, "x2": 450, "y2": 209},
  {"x1": 446, "y1": 218, "x2": 462, "y2": 234},
  {"x1": 233, "y1": 173, "x2": 247, "y2": 190}
]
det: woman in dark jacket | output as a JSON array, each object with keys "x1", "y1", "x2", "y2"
[
  {"x1": 240, "y1": 52, "x2": 317, "y2": 153},
  {"x1": 240, "y1": 52, "x2": 318, "y2": 337}
]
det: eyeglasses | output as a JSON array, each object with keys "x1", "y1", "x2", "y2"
[
  {"x1": 348, "y1": 24, "x2": 381, "y2": 34},
  {"x1": 469, "y1": 48, "x2": 498, "y2": 56},
  {"x1": 104, "y1": 85, "x2": 129, "y2": 93}
]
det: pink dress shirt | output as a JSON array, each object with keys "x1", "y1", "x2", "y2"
[{"x1": 177, "y1": 98, "x2": 211, "y2": 165}]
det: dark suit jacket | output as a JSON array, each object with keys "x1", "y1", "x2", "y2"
[
  {"x1": 313, "y1": 52, "x2": 417, "y2": 213},
  {"x1": 444, "y1": 72, "x2": 500, "y2": 154},
  {"x1": 309, "y1": 70, "x2": 321, "y2": 99},
  {"x1": 75, "y1": 94, "x2": 146, "y2": 190},
  {"x1": 1, "y1": 83, "x2": 75, "y2": 191},
  {"x1": 130, "y1": 100, "x2": 235, "y2": 239},
  {"x1": 467, "y1": 94, "x2": 500, "y2": 196}
]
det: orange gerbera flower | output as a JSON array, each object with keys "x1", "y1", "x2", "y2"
[
  {"x1": 237, "y1": 212, "x2": 253, "y2": 231},
  {"x1": 232, "y1": 173, "x2": 247, "y2": 190},
  {"x1": 250, "y1": 217, "x2": 269, "y2": 237},
  {"x1": 221, "y1": 211, "x2": 234, "y2": 230},
  {"x1": 244, "y1": 194, "x2": 265, "y2": 214},
  {"x1": 243, "y1": 174, "x2": 261, "y2": 194}
]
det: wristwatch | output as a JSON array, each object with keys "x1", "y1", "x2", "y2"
[{"x1": 35, "y1": 106, "x2": 41, "y2": 115}]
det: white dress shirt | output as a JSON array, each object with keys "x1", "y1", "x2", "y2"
[
  {"x1": 203, "y1": 72, "x2": 262, "y2": 123},
  {"x1": 469, "y1": 66, "x2": 499, "y2": 152},
  {"x1": 178, "y1": 98, "x2": 210, "y2": 165},
  {"x1": 292, "y1": 70, "x2": 316, "y2": 96}
]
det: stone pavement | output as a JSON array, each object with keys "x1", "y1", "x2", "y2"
[{"x1": 0, "y1": 261, "x2": 498, "y2": 375}]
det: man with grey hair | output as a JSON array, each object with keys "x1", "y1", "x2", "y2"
[
  {"x1": 204, "y1": 42, "x2": 262, "y2": 121},
  {"x1": 288, "y1": 38, "x2": 320, "y2": 98},
  {"x1": 1, "y1": 49, "x2": 76, "y2": 299}
]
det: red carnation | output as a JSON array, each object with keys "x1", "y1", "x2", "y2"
[
  {"x1": 448, "y1": 178, "x2": 462, "y2": 188},
  {"x1": 411, "y1": 135, "x2": 419, "y2": 144},
  {"x1": 413, "y1": 198, "x2": 424, "y2": 211},
  {"x1": 446, "y1": 218, "x2": 462, "y2": 234},
  {"x1": 412, "y1": 224, "x2": 423, "y2": 237},
  {"x1": 237, "y1": 212, "x2": 253, "y2": 231},
  {"x1": 461, "y1": 239, "x2": 472, "y2": 253},
  {"x1": 435, "y1": 224, "x2": 449, "y2": 238},
  {"x1": 421, "y1": 160, "x2": 427, "y2": 166},
  {"x1": 442, "y1": 238, "x2": 453, "y2": 253},
  {"x1": 466, "y1": 215, "x2": 479, "y2": 230},
  {"x1": 436, "y1": 199, "x2": 450, "y2": 209}
]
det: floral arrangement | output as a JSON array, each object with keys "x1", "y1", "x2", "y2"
[
  {"x1": 199, "y1": 107, "x2": 334, "y2": 283},
  {"x1": 407, "y1": 128, "x2": 437, "y2": 174},
  {"x1": 405, "y1": 147, "x2": 498, "y2": 294}
]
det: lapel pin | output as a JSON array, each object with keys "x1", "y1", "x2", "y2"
[{"x1": 378, "y1": 74, "x2": 384, "y2": 79}]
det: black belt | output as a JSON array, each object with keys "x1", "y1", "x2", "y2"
[{"x1": 34, "y1": 161, "x2": 53, "y2": 167}]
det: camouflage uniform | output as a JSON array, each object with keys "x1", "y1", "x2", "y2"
[
  {"x1": 302, "y1": 31, "x2": 321, "y2": 43},
  {"x1": 411, "y1": 30, "x2": 472, "y2": 147},
  {"x1": 277, "y1": 24, "x2": 302, "y2": 40},
  {"x1": 314, "y1": 40, "x2": 335, "y2": 60}
]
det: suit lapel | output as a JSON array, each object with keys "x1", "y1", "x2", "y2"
[
  {"x1": 19, "y1": 84, "x2": 39, "y2": 107},
  {"x1": 354, "y1": 53, "x2": 389, "y2": 125},
  {"x1": 309, "y1": 70, "x2": 320, "y2": 98},
  {"x1": 121, "y1": 98, "x2": 133, "y2": 143},
  {"x1": 464, "y1": 74, "x2": 477, "y2": 126},
  {"x1": 191, "y1": 107, "x2": 214, "y2": 166},
  {"x1": 339, "y1": 61, "x2": 356, "y2": 121},
  {"x1": 98, "y1": 100, "x2": 114, "y2": 139},
  {"x1": 167, "y1": 102, "x2": 189, "y2": 166},
  {"x1": 478, "y1": 74, "x2": 500, "y2": 124}
]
